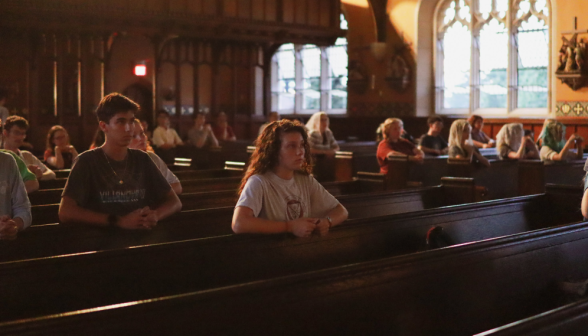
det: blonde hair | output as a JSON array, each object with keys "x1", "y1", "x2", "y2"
[
  {"x1": 305, "y1": 112, "x2": 329, "y2": 133},
  {"x1": 381, "y1": 118, "x2": 404, "y2": 140},
  {"x1": 448, "y1": 119, "x2": 471, "y2": 151}
]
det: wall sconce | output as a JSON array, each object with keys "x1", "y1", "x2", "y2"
[{"x1": 370, "y1": 42, "x2": 387, "y2": 61}]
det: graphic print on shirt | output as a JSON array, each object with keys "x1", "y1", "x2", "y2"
[
  {"x1": 285, "y1": 195, "x2": 305, "y2": 220},
  {"x1": 99, "y1": 189, "x2": 146, "y2": 203}
]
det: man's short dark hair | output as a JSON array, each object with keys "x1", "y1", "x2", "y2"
[
  {"x1": 95, "y1": 93, "x2": 140, "y2": 123},
  {"x1": 427, "y1": 115, "x2": 443, "y2": 125},
  {"x1": 4, "y1": 115, "x2": 29, "y2": 132},
  {"x1": 157, "y1": 110, "x2": 170, "y2": 118}
]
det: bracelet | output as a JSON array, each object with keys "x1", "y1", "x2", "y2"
[{"x1": 325, "y1": 216, "x2": 333, "y2": 228}]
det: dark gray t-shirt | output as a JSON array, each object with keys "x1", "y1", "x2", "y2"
[
  {"x1": 419, "y1": 135, "x2": 448, "y2": 154},
  {"x1": 62, "y1": 148, "x2": 171, "y2": 216}
]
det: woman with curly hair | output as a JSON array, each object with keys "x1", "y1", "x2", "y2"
[{"x1": 232, "y1": 119, "x2": 348, "y2": 238}]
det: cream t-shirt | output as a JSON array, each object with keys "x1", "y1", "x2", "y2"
[{"x1": 236, "y1": 172, "x2": 340, "y2": 221}]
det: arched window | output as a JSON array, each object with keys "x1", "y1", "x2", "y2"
[
  {"x1": 271, "y1": 13, "x2": 348, "y2": 114},
  {"x1": 435, "y1": 0, "x2": 550, "y2": 115}
]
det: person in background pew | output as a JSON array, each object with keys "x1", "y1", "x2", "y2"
[
  {"x1": 59, "y1": 93, "x2": 182, "y2": 230},
  {"x1": 2, "y1": 116, "x2": 56, "y2": 180},
  {"x1": 44, "y1": 125, "x2": 79, "y2": 169},
  {"x1": 152, "y1": 110, "x2": 183, "y2": 164},
  {"x1": 418, "y1": 115, "x2": 449, "y2": 156},
  {"x1": 212, "y1": 111, "x2": 237, "y2": 142},
  {"x1": 377, "y1": 118, "x2": 424, "y2": 174},
  {"x1": 232, "y1": 119, "x2": 348, "y2": 238},
  {"x1": 129, "y1": 119, "x2": 182, "y2": 195},
  {"x1": 258, "y1": 111, "x2": 280, "y2": 136},
  {"x1": 538, "y1": 119, "x2": 584, "y2": 163},
  {"x1": 0, "y1": 151, "x2": 31, "y2": 239},
  {"x1": 467, "y1": 115, "x2": 495, "y2": 148},
  {"x1": 448, "y1": 119, "x2": 490, "y2": 167},
  {"x1": 140, "y1": 119, "x2": 152, "y2": 143},
  {"x1": 496, "y1": 123, "x2": 540, "y2": 160},
  {"x1": 306, "y1": 111, "x2": 340, "y2": 156},
  {"x1": 188, "y1": 112, "x2": 219, "y2": 149},
  {"x1": 0, "y1": 149, "x2": 38, "y2": 193}
]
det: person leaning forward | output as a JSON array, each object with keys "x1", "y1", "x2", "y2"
[{"x1": 58, "y1": 93, "x2": 182, "y2": 230}]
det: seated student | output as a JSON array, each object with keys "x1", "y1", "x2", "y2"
[
  {"x1": 0, "y1": 151, "x2": 32, "y2": 239},
  {"x1": 129, "y1": 119, "x2": 182, "y2": 195},
  {"x1": 582, "y1": 161, "x2": 588, "y2": 219},
  {"x1": 44, "y1": 125, "x2": 79, "y2": 169},
  {"x1": 212, "y1": 111, "x2": 237, "y2": 142},
  {"x1": 538, "y1": 120, "x2": 583, "y2": 163},
  {"x1": 232, "y1": 120, "x2": 348, "y2": 238},
  {"x1": 467, "y1": 115, "x2": 495, "y2": 148},
  {"x1": 58, "y1": 93, "x2": 182, "y2": 229},
  {"x1": 140, "y1": 119, "x2": 152, "y2": 142},
  {"x1": 0, "y1": 149, "x2": 39, "y2": 193},
  {"x1": 2, "y1": 116, "x2": 56, "y2": 180},
  {"x1": 418, "y1": 115, "x2": 449, "y2": 156},
  {"x1": 152, "y1": 110, "x2": 183, "y2": 149},
  {"x1": 376, "y1": 123, "x2": 416, "y2": 144},
  {"x1": 187, "y1": 112, "x2": 219, "y2": 149},
  {"x1": 496, "y1": 123, "x2": 540, "y2": 160},
  {"x1": 306, "y1": 111, "x2": 340, "y2": 156},
  {"x1": 152, "y1": 110, "x2": 183, "y2": 163},
  {"x1": 376, "y1": 118, "x2": 424, "y2": 174},
  {"x1": 258, "y1": 111, "x2": 280, "y2": 136},
  {"x1": 447, "y1": 119, "x2": 490, "y2": 167}
]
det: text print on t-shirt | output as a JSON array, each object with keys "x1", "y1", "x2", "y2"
[
  {"x1": 100, "y1": 189, "x2": 146, "y2": 203},
  {"x1": 286, "y1": 195, "x2": 305, "y2": 220}
]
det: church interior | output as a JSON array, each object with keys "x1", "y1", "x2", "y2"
[{"x1": 2, "y1": 0, "x2": 588, "y2": 334}]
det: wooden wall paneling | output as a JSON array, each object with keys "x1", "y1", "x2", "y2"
[
  {"x1": 282, "y1": 0, "x2": 294, "y2": 23},
  {"x1": 252, "y1": 0, "x2": 265, "y2": 21},
  {"x1": 224, "y1": 0, "x2": 237, "y2": 18},
  {"x1": 308, "y1": 0, "x2": 320, "y2": 26},
  {"x1": 238, "y1": 0, "x2": 252, "y2": 19},
  {"x1": 187, "y1": 0, "x2": 203, "y2": 15},
  {"x1": 159, "y1": 62, "x2": 176, "y2": 113},
  {"x1": 203, "y1": 1, "x2": 217, "y2": 16},
  {"x1": 295, "y1": 0, "x2": 307, "y2": 25},
  {"x1": 320, "y1": 0, "x2": 332, "y2": 27},
  {"x1": 168, "y1": 0, "x2": 187, "y2": 13},
  {"x1": 192, "y1": 42, "x2": 200, "y2": 114},
  {"x1": 174, "y1": 40, "x2": 182, "y2": 119}
]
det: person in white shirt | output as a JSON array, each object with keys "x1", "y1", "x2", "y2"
[
  {"x1": 2, "y1": 116, "x2": 56, "y2": 180},
  {"x1": 0, "y1": 151, "x2": 32, "y2": 239},
  {"x1": 152, "y1": 110, "x2": 183, "y2": 149},
  {"x1": 232, "y1": 119, "x2": 348, "y2": 238}
]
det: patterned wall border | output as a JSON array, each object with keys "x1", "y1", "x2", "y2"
[{"x1": 556, "y1": 101, "x2": 588, "y2": 117}]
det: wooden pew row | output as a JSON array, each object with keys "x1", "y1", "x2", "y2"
[
  {"x1": 0, "y1": 184, "x2": 580, "y2": 325},
  {"x1": 544, "y1": 159, "x2": 585, "y2": 188},
  {"x1": 16, "y1": 178, "x2": 482, "y2": 261},
  {"x1": 29, "y1": 178, "x2": 387, "y2": 225},
  {"x1": 475, "y1": 298, "x2": 588, "y2": 336}
]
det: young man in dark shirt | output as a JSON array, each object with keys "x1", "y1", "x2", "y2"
[
  {"x1": 58, "y1": 93, "x2": 182, "y2": 229},
  {"x1": 418, "y1": 115, "x2": 449, "y2": 156}
]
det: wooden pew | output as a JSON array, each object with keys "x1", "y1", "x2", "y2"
[
  {"x1": 0, "y1": 185, "x2": 583, "y2": 334},
  {"x1": 476, "y1": 298, "x2": 588, "y2": 336},
  {"x1": 544, "y1": 159, "x2": 585, "y2": 187},
  {"x1": 0, "y1": 185, "x2": 579, "y2": 325}
]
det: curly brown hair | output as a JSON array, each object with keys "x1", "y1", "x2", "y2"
[
  {"x1": 46, "y1": 125, "x2": 68, "y2": 152},
  {"x1": 238, "y1": 119, "x2": 313, "y2": 196}
]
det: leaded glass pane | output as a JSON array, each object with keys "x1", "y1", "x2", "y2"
[
  {"x1": 276, "y1": 44, "x2": 295, "y2": 110},
  {"x1": 517, "y1": 15, "x2": 548, "y2": 108},
  {"x1": 329, "y1": 42, "x2": 348, "y2": 110},
  {"x1": 479, "y1": 19, "x2": 508, "y2": 108},
  {"x1": 301, "y1": 45, "x2": 321, "y2": 110},
  {"x1": 443, "y1": 22, "x2": 471, "y2": 109}
]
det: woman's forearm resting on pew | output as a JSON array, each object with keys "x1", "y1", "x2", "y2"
[{"x1": 232, "y1": 204, "x2": 348, "y2": 238}]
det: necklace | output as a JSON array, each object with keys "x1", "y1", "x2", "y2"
[{"x1": 102, "y1": 149, "x2": 128, "y2": 185}]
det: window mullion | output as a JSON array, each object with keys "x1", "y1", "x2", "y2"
[
  {"x1": 507, "y1": 1, "x2": 517, "y2": 113},
  {"x1": 471, "y1": 1, "x2": 480, "y2": 113},
  {"x1": 320, "y1": 47, "x2": 329, "y2": 111},
  {"x1": 294, "y1": 45, "x2": 303, "y2": 114}
]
